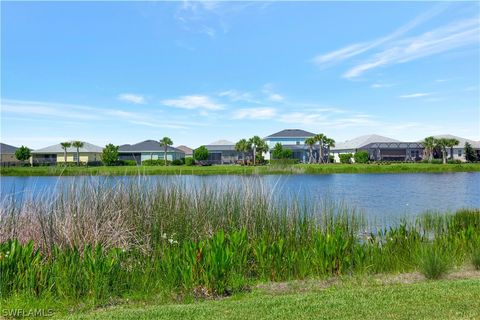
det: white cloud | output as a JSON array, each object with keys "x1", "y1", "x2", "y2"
[
  {"x1": 343, "y1": 18, "x2": 479, "y2": 78},
  {"x1": 262, "y1": 84, "x2": 285, "y2": 102},
  {"x1": 117, "y1": 93, "x2": 146, "y2": 104},
  {"x1": 233, "y1": 107, "x2": 277, "y2": 120},
  {"x1": 399, "y1": 92, "x2": 433, "y2": 98},
  {"x1": 312, "y1": 4, "x2": 448, "y2": 68},
  {"x1": 161, "y1": 95, "x2": 224, "y2": 110},
  {"x1": 218, "y1": 90, "x2": 255, "y2": 102},
  {"x1": 371, "y1": 83, "x2": 395, "y2": 89}
]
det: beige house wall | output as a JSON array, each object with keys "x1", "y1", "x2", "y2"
[
  {"x1": 55, "y1": 152, "x2": 101, "y2": 163},
  {"x1": 0, "y1": 154, "x2": 19, "y2": 163}
]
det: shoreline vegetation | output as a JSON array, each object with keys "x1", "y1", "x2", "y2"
[
  {"x1": 1, "y1": 181, "x2": 479, "y2": 317},
  {"x1": 1, "y1": 162, "x2": 480, "y2": 176}
]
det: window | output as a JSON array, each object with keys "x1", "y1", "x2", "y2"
[
  {"x1": 296, "y1": 141, "x2": 300, "y2": 145},
  {"x1": 458, "y1": 149, "x2": 462, "y2": 156},
  {"x1": 73, "y1": 154, "x2": 79, "y2": 162}
]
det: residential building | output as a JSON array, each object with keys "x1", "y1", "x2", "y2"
[
  {"x1": 0, "y1": 143, "x2": 20, "y2": 165},
  {"x1": 31, "y1": 142, "x2": 103, "y2": 165},
  {"x1": 427, "y1": 134, "x2": 480, "y2": 161},
  {"x1": 332, "y1": 134, "x2": 424, "y2": 162},
  {"x1": 176, "y1": 145, "x2": 194, "y2": 158},
  {"x1": 119, "y1": 140, "x2": 185, "y2": 165},
  {"x1": 264, "y1": 129, "x2": 317, "y2": 162},
  {"x1": 204, "y1": 140, "x2": 242, "y2": 164}
]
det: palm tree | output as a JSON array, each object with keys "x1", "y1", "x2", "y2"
[
  {"x1": 159, "y1": 137, "x2": 173, "y2": 166},
  {"x1": 435, "y1": 138, "x2": 449, "y2": 164},
  {"x1": 422, "y1": 136, "x2": 437, "y2": 161},
  {"x1": 235, "y1": 139, "x2": 249, "y2": 165},
  {"x1": 314, "y1": 133, "x2": 325, "y2": 163},
  {"x1": 324, "y1": 137, "x2": 335, "y2": 163},
  {"x1": 304, "y1": 137, "x2": 316, "y2": 164},
  {"x1": 248, "y1": 136, "x2": 269, "y2": 166},
  {"x1": 446, "y1": 138, "x2": 459, "y2": 160},
  {"x1": 71, "y1": 141, "x2": 84, "y2": 166},
  {"x1": 60, "y1": 141, "x2": 71, "y2": 164}
]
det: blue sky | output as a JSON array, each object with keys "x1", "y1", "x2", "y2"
[{"x1": 1, "y1": 1, "x2": 479, "y2": 149}]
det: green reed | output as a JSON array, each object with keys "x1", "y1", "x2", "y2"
[{"x1": 0, "y1": 179, "x2": 479, "y2": 310}]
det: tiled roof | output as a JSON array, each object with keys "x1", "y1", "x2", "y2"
[
  {"x1": 426, "y1": 134, "x2": 480, "y2": 149},
  {"x1": 0, "y1": 142, "x2": 18, "y2": 154},
  {"x1": 32, "y1": 142, "x2": 103, "y2": 154},
  {"x1": 176, "y1": 145, "x2": 194, "y2": 155},
  {"x1": 265, "y1": 129, "x2": 316, "y2": 139},
  {"x1": 333, "y1": 134, "x2": 399, "y2": 150},
  {"x1": 208, "y1": 139, "x2": 235, "y2": 145},
  {"x1": 119, "y1": 140, "x2": 184, "y2": 153}
]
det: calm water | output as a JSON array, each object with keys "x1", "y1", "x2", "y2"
[{"x1": 1, "y1": 173, "x2": 479, "y2": 222}]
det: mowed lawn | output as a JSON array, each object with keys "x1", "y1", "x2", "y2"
[
  {"x1": 65, "y1": 279, "x2": 480, "y2": 320},
  {"x1": 2, "y1": 163, "x2": 480, "y2": 176}
]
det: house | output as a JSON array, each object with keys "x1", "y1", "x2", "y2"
[
  {"x1": 264, "y1": 129, "x2": 317, "y2": 163},
  {"x1": 0, "y1": 143, "x2": 20, "y2": 165},
  {"x1": 176, "y1": 145, "x2": 194, "y2": 158},
  {"x1": 119, "y1": 140, "x2": 185, "y2": 165},
  {"x1": 204, "y1": 140, "x2": 242, "y2": 164},
  {"x1": 426, "y1": 135, "x2": 480, "y2": 161},
  {"x1": 31, "y1": 142, "x2": 103, "y2": 165},
  {"x1": 331, "y1": 134, "x2": 424, "y2": 162}
]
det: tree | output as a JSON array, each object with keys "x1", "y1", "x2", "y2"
[
  {"x1": 194, "y1": 146, "x2": 209, "y2": 161},
  {"x1": 435, "y1": 138, "x2": 449, "y2": 164},
  {"x1": 354, "y1": 150, "x2": 369, "y2": 164},
  {"x1": 60, "y1": 142, "x2": 71, "y2": 163},
  {"x1": 304, "y1": 137, "x2": 317, "y2": 164},
  {"x1": 314, "y1": 133, "x2": 325, "y2": 163},
  {"x1": 324, "y1": 137, "x2": 335, "y2": 164},
  {"x1": 339, "y1": 153, "x2": 353, "y2": 164},
  {"x1": 15, "y1": 146, "x2": 31, "y2": 162},
  {"x1": 446, "y1": 138, "x2": 459, "y2": 160},
  {"x1": 71, "y1": 141, "x2": 84, "y2": 166},
  {"x1": 159, "y1": 137, "x2": 173, "y2": 166},
  {"x1": 235, "y1": 139, "x2": 250, "y2": 164},
  {"x1": 464, "y1": 142, "x2": 476, "y2": 162},
  {"x1": 422, "y1": 136, "x2": 437, "y2": 161},
  {"x1": 271, "y1": 143, "x2": 293, "y2": 159},
  {"x1": 248, "y1": 136, "x2": 269, "y2": 165},
  {"x1": 101, "y1": 143, "x2": 119, "y2": 166}
]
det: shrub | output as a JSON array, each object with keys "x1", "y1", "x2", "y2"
[
  {"x1": 142, "y1": 159, "x2": 170, "y2": 166},
  {"x1": 171, "y1": 159, "x2": 184, "y2": 166},
  {"x1": 185, "y1": 157, "x2": 195, "y2": 166},
  {"x1": 15, "y1": 146, "x2": 31, "y2": 161},
  {"x1": 272, "y1": 143, "x2": 293, "y2": 159},
  {"x1": 339, "y1": 153, "x2": 353, "y2": 164},
  {"x1": 194, "y1": 146, "x2": 209, "y2": 161},
  {"x1": 118, "y1": 160, "x2": 137, "y2": 166},
  {"x1": 447, "y1": 159, "x2": 462, "y2": 164},
  {"x1": 419, "y1": 246, "x2": 450, "y2": 279},
  {"x1": 354, "y1": 151, "x2": 369, "y2": 164},
  {"x1": 101, "y1": 144, "x2": 119, "y2": 166}
]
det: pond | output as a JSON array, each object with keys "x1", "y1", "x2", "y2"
[{"x1": 1, "y1": 173, "x2": 479, "y2": 223}]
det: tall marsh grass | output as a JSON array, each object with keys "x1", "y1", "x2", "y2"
[{"x1": 0, "y1": 177, "x2": 479, "y2": 308}]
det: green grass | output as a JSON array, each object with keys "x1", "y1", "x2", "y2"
[
  {"x1": 61, "y1": 279, "x2": 480, "y2": 319},
  {"x1": 2, "y1": 162, "x2": 480, "y2": 176}
]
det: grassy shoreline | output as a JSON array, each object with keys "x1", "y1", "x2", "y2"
[
  {"x1": 64, "y1": 277, "x2": 480, "y2": 320},
  {"x1": 2, "y1": 162, "x2": 480, "y2": 176}
]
